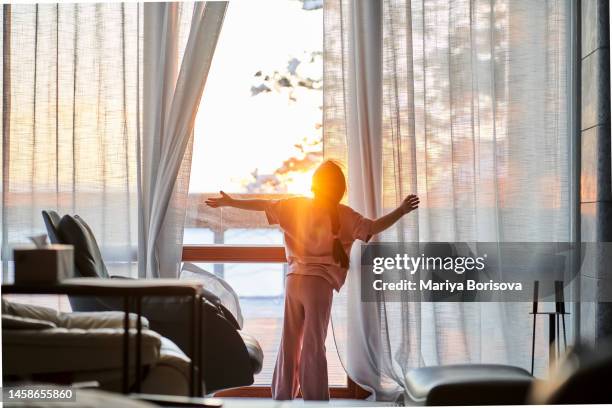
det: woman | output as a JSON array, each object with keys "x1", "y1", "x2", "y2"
[{"x1": 206, "y1": 161, "x2": 419, "y2": 400}]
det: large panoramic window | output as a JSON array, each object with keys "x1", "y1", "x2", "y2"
[
  {"x1": 185, "y1": 0, "x2": 323, "y2": 246},
  {"x1": 183, "y1": 0, "x2": 346, "y2": 388}
]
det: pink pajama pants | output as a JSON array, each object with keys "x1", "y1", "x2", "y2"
[{"x1": 271, "y1": 274, "x2": 333, "y2": 400}]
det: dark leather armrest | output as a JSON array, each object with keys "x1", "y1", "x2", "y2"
[{"x1": 427, "y1": 380, "x2": 532, "y2": 406}]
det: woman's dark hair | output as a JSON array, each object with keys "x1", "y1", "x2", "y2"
[{"x1": 312, "y1": 160, "x2": 349, "y2": 268}]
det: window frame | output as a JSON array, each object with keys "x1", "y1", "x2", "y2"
[{"x1": 181, "y1": 244, "x2": 369, "y2": 399}]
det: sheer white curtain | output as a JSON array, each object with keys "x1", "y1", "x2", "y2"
[
  {"x1": 1, "y1": 2, "x2": 227, "y2": 280},
  {"x1": 324, "y1": 0, "x2": 573, "y2": 400},
  {"x1": 140, "y1": 2, "x2": 226, "y2": 278},
  {"x1": 1, "y1": 4, "x2": 141, "y2": 277}
]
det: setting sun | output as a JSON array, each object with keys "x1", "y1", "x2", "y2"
[{"x1": 279, "y1": 168, "x2": 317, "y2": 197}]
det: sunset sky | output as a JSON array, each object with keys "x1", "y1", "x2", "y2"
[{"x1": 189, "y1": 0, "x2": 323, "y2": 195}]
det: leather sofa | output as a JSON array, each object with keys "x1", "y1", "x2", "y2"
[
  {"x1": 42, "y1": 210, "x2": 263, "y2": 393},
  {"x1": 404, "y1": 364, "x2": 533, "y2": 405},
  {"x1": 403, "y1": 342, "x2": 612, "y2": 405},
  {"x1": 2, "y1": 299, "x2": 191, "y2": 395}
]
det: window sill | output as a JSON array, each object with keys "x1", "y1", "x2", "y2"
[{"x1": 182, "y1": 245, "x2": 286, "y2": 263}]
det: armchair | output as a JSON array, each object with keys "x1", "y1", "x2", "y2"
[
  {"x1": 2, "y1": 299, "x2": 191, "y2": 396},
  {"x1": 42, "y1": 210, "x2": 263, "y2": 393}
]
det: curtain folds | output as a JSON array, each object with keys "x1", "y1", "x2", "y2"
[
  {"x1": 140, "y1": 2, "x2": 226, "y2": 278},
  {"x1": 324, "y1": 0, "x2": 572, "y2": 401},
  {"x1": 1, "y1": 4, "x2": 141, "y2": 277},
  {"x1": 1, "y1": 2, "x2": 227, "y2": 280}
]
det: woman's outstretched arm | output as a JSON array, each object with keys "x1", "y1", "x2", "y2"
[
  {"x1": 205, "y1": 191, "x2": 269, "y2": 211},
  {"x1": 370, "y1": 194, "x2": 419, "y2": 235}
]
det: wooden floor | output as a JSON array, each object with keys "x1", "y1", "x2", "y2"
[
  {"x1": 221, "y1": 398, "x2": 396, "y2": 407},
  {"x1": 244, "y1": 316, "x2": 346, "y2": 386}
]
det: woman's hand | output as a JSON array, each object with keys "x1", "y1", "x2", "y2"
[
  {"x1": 400, "y1": 194, "x2": 420, "y2": 214},
  {"x1": 371, "y1": 194, "x2": 420, "y2": 235},
  {"x1": 205, "y1": 191, "x2": 234, "y2": 208}
]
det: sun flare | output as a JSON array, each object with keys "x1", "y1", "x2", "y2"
[{"x1": 282, "y1": 168, "x2": 316, "y2": 197}]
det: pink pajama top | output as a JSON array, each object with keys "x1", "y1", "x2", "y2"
[{"x1": 265, "y1": 197, "x2": 374, "y2": 291}]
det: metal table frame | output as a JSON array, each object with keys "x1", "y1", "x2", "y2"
[{"x1": 2, "y1": 278, "x2": 205, "y2": 397}]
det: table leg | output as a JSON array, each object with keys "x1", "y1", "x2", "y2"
[
  {"x1": 198, "y1": 294, "x2": 205, "y2": 396},
  {"x1": 531, "y1": 314, "x2": 537, "y2": 375},
  {"x1": 548, "y1": 313, "x2": 556, "y2": 372},
  {"x1": 562, "y1": 314, "x2": 567, "y2": 350},
  {"x1": 123, "y1": 296, "x2": 130, "y2": 394},
  {"x1": 556, "y1": 314, "x2": 561, "y2": 359},
  {"x1": 136, "y1": 295, "x2": 142, "y2": 392},
  {"x1": 189, "y1": 295, "x2": 196, "y2": 397}
]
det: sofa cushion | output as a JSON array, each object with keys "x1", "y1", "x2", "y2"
[
  {"x1": 2, "y1": 298, "x2": 61, "y2": 325},
  {"x1": 3, "y1": 299, "x2": 147, "y2": 330},
  {"x1": 3, "y1": 328, "x2": 162, "y2": 375},
  {"x1": 57, "y1": 214, "x2": 109, "y2": 278},
  {"x1": 405, "y1": 364, "x2": 533, "y2": 405},
  {"x1": 59, "y1": 311, "x2": 149, "y2": 330},
  {"x1": 2, "y1": 315, "x2": 57, "y2": 330},
  {"x1": 138, "y1": 336, "x2": 191, "y2": 397},
  {"x1": 157, "y1": 336, "x2": 191, "y2": 379}
]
